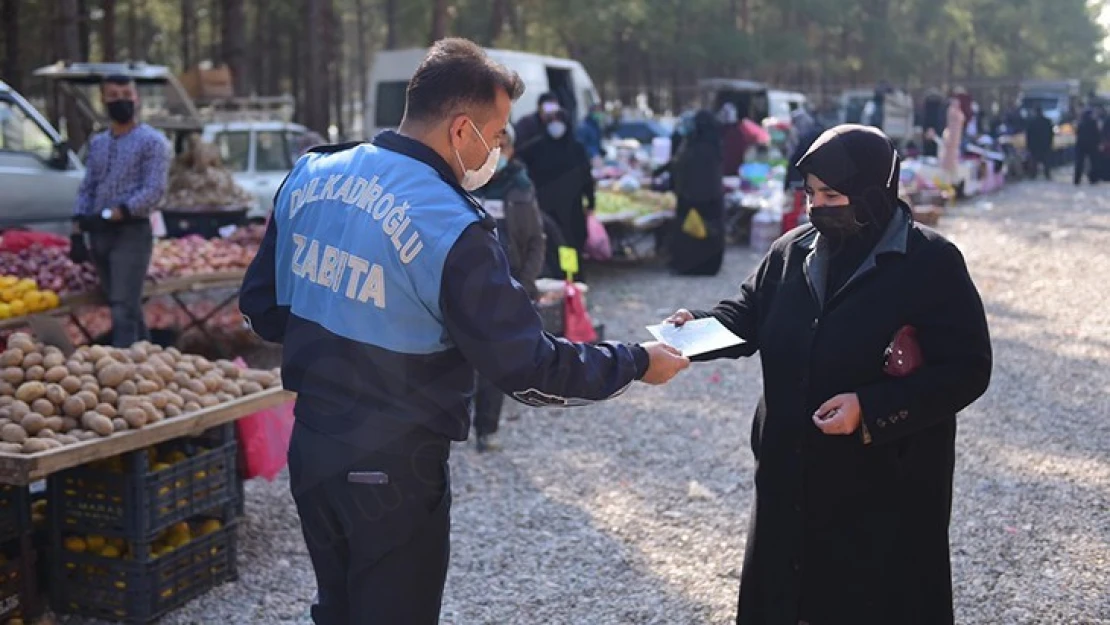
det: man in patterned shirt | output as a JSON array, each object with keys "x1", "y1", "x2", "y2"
[{"x1": 73, "y1": 75, "x2": 171, "y2": 347}]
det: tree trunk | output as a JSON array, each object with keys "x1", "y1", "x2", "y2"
[
  {"x1": 102, "y1": 0, "x2": 117, "y2": 60},
  {"x1": 487, "y1": 0, "x2": 504, "y2": 46},
  {"x1": 303, "y1": 0, "x2": 327, "y2": 134},
  {"x1": 384, "y1": 0, "x2": 397, "y2": 49},
  {"x1": 77, "y1": 0, "x2": 91, "y2": 60},
  {"x1": 209, "y1": 0, "x2": 220, "y2": 62},
  {"x1": 354, "y1": 0, "x2": 370, "y2": 132},
  {"x1": 221, "y1": 0, "x2": 246, "y2": 95},
  {"x1": 428, "y1": 0, "x2": 448, "y2": 45},
  {"x1": 250, "y1": 0, "x2": 263, "y2": 94},
  {"x1": 320, "y1": 0, "x2": 335, "y2": 137},
  {"x1": 57, "y1": 0, "x2": 89, "y2": 147},
  {"x1": 290, "y1": 25, "x2": 302, "y2": 123},
  {"x1": 265, "y1": 9, "x2": 281, "y2": 95},
  {"x1": 1, "y1": 0, "x2": 20, "y2": 92},
  {"x1": 127, "y1": 0, "x2": 139, "y2": 59},
  {"x1": 333, "y1": 14, "x2": 345, "y2": 140},
  {"x1": 181, "y1": 0, "x2": 195, "y2": 68}
]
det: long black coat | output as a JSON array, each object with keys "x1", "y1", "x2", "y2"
[
  {"x1": 693, "y1": 209, "x2": 992, "y2": 625},
  {"x1": 519, "y1": 134, "x2": 595, "y2": 252}
]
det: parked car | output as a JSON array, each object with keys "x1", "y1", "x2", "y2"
[{"x1": 0, "y1": 79, "x2": 84, "y2": 235}]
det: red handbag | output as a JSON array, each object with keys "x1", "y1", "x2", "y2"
[{"x1": 883, "y1": 325, "x2": 923, "y2": 377}]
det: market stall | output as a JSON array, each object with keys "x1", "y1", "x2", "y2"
[
  {"x1": 0, "y1": 333, "x2": 291, "y2": 623},
  {"x1": 593, "y1": 186, "x2": 676, "y2": 260},
  {"x1": 0, "y1": 228, "x2": 264, "y2": 352}
]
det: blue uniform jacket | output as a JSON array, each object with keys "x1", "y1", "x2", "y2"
[{"x1": 240, "y1": 131, "x2": 648, "y2": 444}]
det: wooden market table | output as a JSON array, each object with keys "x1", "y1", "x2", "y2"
[
  {"x1": 596, "y1": 210, "x2": 674, "y2": 261},
  {"x1": 0, "y1": 270, "x2": 247, "y2": 349},
  {"x1": 0, "y1": 387, "x2": 293, "y2": 486}
]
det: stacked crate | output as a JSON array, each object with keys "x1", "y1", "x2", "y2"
[
  {"x1": 48, "y1": 424, "x2": 239, "y2": 623},
  {"x1": 0, "y1": 485, "x2": 38, "y2": 624}
]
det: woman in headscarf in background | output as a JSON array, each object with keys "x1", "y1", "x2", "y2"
[
  {"x1": 663, "y1": 124, "x2": 992, "y2": 625},
  {"x1": 669, "y1": 110, "x2": 726, "y2": 276},
  {"x1": 518, "y1": 108, "x2": 595, "y2": 264}
]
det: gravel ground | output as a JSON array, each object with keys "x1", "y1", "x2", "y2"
[{"x1": 60, "y1": 179, "x2": 1109, "y2": 625}]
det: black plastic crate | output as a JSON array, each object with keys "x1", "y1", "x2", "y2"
[
  {"x1": 0, "y1": 486, "x2": 30, "y2": 544},
  {"x1": 51, "y1": 519, "x2": 237, "y2": 623},
  {"x1": 0, "y1": 536, "x2": 39, "y2": 623},
  {"x1": 49, "y1": 425, "x2": 237, "y2": 541},
  {"x1": 161, "y1": 208, "x2": 248, "y2": 240}
]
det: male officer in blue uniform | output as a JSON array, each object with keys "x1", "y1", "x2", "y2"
[{"x1": 240, "y1": 38, "x2": 689, "y2": 624}]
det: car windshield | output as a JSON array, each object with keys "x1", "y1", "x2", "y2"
[
  {"x1": 0, "y1": 96, "x2": 55, "y2": 160},
  {"x1": 256, "y1": 130, "x2": 292, "y2": 171},
  {"x1": 214, "y1": 131, "x2": 250, "y2": 172}
]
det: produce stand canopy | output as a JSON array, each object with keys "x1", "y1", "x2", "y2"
[{"x1": 0, "y1": 387, "x2": 293, "y2": 486}]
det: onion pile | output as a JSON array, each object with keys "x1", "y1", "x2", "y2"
[
  {"x1": 0, "y1": 247, "x2": 99, "y2": 296},
  {"x1": 148, "y1": 236, "x2": 259, "y2": 280},
  {"x1": 226, "y1": 223, "x2": 266, "y2": 247}
]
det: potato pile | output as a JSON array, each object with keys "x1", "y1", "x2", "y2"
[{"x1": 0, "y1": 333, "x2": 281, "y2": 455}]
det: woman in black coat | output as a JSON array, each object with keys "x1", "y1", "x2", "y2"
[
  {"x1": 518, "y1": 109, "x2": 595, "y2": 259},
  {"x1": 666, "y1": 125, "x2": 992, "y2": 625},
  {"x1": 670, "y1": 110, "x2": 726, "y2": 276}
]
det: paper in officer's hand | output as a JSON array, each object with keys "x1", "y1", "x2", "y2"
[{"x1": 645, "y1": 318, "x2": 744, "y2": 357}]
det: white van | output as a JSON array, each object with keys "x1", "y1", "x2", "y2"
[
  {"x1": 767, "y1": 89, "x2": 808, "y2": 122},
  {"x1": 366, "y1": 47, "x2": 601, "y2": 138}
]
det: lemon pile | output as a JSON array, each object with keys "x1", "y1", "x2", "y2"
[{"x1": 0, "y1": 276, "x2": 60, "y2": 319}]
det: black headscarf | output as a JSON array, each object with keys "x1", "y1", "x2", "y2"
[{"x1": 795, "y1": 124, "x2": 906, "y2": 297}]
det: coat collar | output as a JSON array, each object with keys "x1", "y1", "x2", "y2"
[
  {"x1": 370, "y1": 130, "x2": 495, "y2": 232},
  {"x1": 799, "y1": 204, "x2": 911, "y2": 311}
]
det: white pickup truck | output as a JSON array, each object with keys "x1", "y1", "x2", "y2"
[{"x1": 0, "y1": 80, "x2": 85, "y2": 234}]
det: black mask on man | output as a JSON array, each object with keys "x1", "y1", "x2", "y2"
[{"x1": 106, "y1": 99, "x2": 136, "y2": 124}]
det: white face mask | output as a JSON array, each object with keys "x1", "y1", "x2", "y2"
[
  {"x1": 547, "y1": 121, "x2": 567, "y2": 139},
  {"x1": 455, "y1": 119, "x2": 500, "y2": 191}
]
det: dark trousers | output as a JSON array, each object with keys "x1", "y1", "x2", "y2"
[
  {"x1": 288, "y1": 422, "x2": 452, "y2": 625},
  {"x1": 473, "y1": 374, "x2": 505, "y2": 436},
  {"x1": 670, "y1": 196, "x2": 725, "y2": 276},
  {"x1": 1030, "y1": 151, "x2": 1052, "y2": 179},
  {"x1": 89, "y1": 221, "x2": 153, "y2": 347},
  {"x1": 1074, "y1": 149, "x2": 1098, "y2": 185}
]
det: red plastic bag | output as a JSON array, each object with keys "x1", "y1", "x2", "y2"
[
  {"x1": 563, "y1": 281, "x2": 597, "y2": 343},
  {"x1": 233, "y1": 358, "x2": 294, "y2": 481},
  {"x1": 583, "y1": 214, "x2": 612, "y2": 261}
]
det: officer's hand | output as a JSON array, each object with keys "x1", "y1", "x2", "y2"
[
  {"x1": 664, "y1": 309, "x2": 695, "y2": 327},
  {"x1": 640, "y1": 341, "x2": 690, "y2": 385}
]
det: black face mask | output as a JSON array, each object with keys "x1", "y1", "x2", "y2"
[
  {"x1": 808, "y1": 205, "x2": 863, "y2": 240},
  {"x1": 106, "y1": 99, "x2": 136, "y2": 124}
]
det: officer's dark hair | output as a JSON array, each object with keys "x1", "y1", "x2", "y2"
[
  {"x1": 405, "y1": 38, "x2": 524, "y2": 124},
  {"x1": 538, "y1": 92, "x2": 558, "y2": 106}
]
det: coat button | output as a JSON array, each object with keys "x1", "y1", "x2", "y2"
[
  {"x1": 792, "y1": 559, "x2": 801, "y2": 572},
  {"x1": 811, "y1": 318, "x2": 818, "y2": 329},
  {"x1": 878, "y1": 418, "x2": 887, "y2": 428}
]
